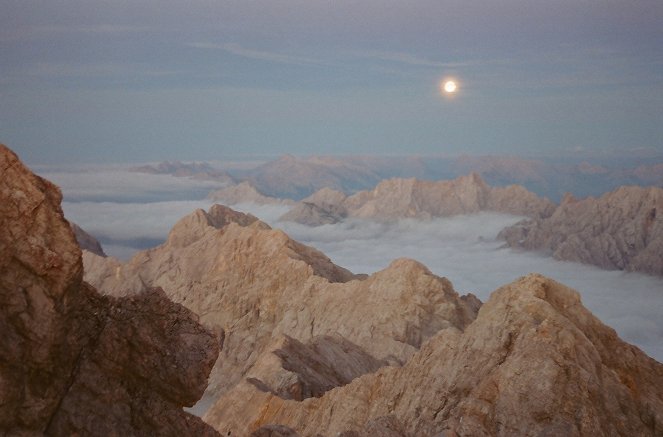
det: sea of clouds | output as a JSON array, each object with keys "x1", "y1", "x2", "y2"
[{"x1": 52, "y1": 165, "x2": 663, "y2": 363}]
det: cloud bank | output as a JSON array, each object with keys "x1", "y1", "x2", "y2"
[
  {"x1": 43, "y1": 168, "x2": 226, "y2": 203},
  {"x1": 53, "y1": 168, "x2": 663, "y2": 363}
]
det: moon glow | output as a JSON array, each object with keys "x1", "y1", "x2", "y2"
[{"x1": 443, "y1": 80, "x2": 457, "y2": 93}]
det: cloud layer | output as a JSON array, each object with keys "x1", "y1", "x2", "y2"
[{"x1": 54, "y1": 168, "x2": 663, "y2": 363}]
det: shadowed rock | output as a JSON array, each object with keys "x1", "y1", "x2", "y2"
[
  {"x1": 0, "y1": 144, "x2": 220, "y2": 436},
  {"x1": 70, "y1": 222, "x2": 106, "y2": 257}
]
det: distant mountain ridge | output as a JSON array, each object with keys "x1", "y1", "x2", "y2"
[
  {"x1": 280, "y1": 173, "x2": 556, "y2": 225},
  {"x1": 499, "y1": 185, "x2": 663, "y2": 276},
  {"x1": 243, "y1": 154, "x2": 382, "y2": 200},
  {"x1": 130, "y1": 160, "x2": 235, "y2": 184},
  {"x1": 130, "y1": 154, "x2": 663, "y2": 203},
  {"x1": 238, "y1": 154, "x2": 663, "y2": 202}
]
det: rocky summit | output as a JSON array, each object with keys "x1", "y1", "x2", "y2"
[
  {"x1": 83, "y1": 206, "x2": 480, "y2": 401},
  {"x1": 280, "y1": 173, "x2": 556, "y2": 225},
  {"x1": 82, "y1": 200, "x2": 663, "y2": 436},
  {"x1": 0, "y1": 144, "x2": 220, "y2": 436},
  {"x1": 204, "y1": 274, "x2": 663, "y2": 436},
  {"x1": 499, "y1": 186, "x2": 663, "y2": 276},
  {"x1": 5, "y1": 140, "x2": 663, "y2": 436}
]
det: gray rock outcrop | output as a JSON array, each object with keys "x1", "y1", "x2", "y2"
[
  {"x1": 280, "y1": 173, "x2": 556, "y2": 226},
  {"x1": 499, "y1": 186, "x2": 663, "y2": 276},
  {"x1": 83, "y1": 205, "x2": 480, "y2": 407},
  {"x1": 204, "y1": 274, "x2": 663, "y2": 436}
]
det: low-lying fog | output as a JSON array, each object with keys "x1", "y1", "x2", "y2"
[{"x1": 49, "y1": 167, "x2": 663, "y2": 363}]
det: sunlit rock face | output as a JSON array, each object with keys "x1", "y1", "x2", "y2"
[
  {"x1": 499, "y1": 186, "x2": 663, "y2": 276},
  {"x1": 0, "y1": 144, "x2": 220, "y2": 436},
  {"x1": 83, "y1": 204, "x2": 481, "y2": 407},
  {"x1": 280, "y1": 173, "x2": 556, "y2": 226},
  {"x1": 204, "y1": 274, "x2": 663, "y2": 437}
]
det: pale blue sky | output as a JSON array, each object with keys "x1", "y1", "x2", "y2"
[{"x1": 1, "y1": 0, "x2": 662, "y2": 163}]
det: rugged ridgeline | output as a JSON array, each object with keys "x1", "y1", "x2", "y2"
[
  {"x1": 499, "y1": 187, "x2": 663, "y2": 276},
  {"x1": 83, "y1": 205, "x2": 481, "y2": 403},
  {"x1": 280, "y1": 173, "x2": 556, "y2": 225},
  {"x1": 0, "y1": 145, "x2": 220, "y2": 436},
  {"x1": 204, "y1": 274, "x2": 663, "y2": 436},
  {"x1": 81, "y1": 203, "x2": 663, "y2": 436},
  {"x1": 236, "y1": 154, "x2": 663, "y2": 203}
]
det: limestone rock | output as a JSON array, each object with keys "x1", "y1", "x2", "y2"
[
  {"x1": 280, "y1": 173, "x2": 555, "y2": 225},
  {"x1": 245, "y1": 335, "x2": 386, "y2": 401},
  {"x1": 47, "y1": 287, "x2": 220, "y2": 437},
  {"x1": 204, "y1": 274, "x2": 663, "y2": 436},
  {"x1": 0, "y1": 144, "x2": 220, "y2": 436},
  {"x1": 499, "y1": 185, "x2": 663, "y2": 276},
  {"x1": 84, "y1": 206, "x2": 480, "y2": 404},
  {"x1": 70, "y1": 222, "x2": 106, "y2": 257}
]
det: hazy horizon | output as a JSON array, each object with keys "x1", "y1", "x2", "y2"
[{"x1": 2, "y1": 1, "x2": 662, "y2": 163}]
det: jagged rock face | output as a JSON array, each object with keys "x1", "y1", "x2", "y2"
[
  {"x1": 47, "y1": 287, "x2": 220, "y2": 437},
  {"x1": 208, "y1": 181, "x2": 294, "y2": 205},
  {"x1": 499, "y1": 186, "x2": 663, "y2": 276},
  {"x1": 280, "y1": 174, "x2": 556, "y2": 225},
  {"x1": 70, "y1": 222, "x2": 106, "y2": 257},
  {"x1": 1, "y1": 144, "x2": 85, "y2": 432},
  {"x1": 84, "y1": 205, "x2": 480, "y2": 401},
  {"x1": 204, "y1": 274, "x2": 663, "y2": 437},
  {"x1": 245, "y1": 335, "x2": 386, "y2": 401},
  {"x1": 0, "y1": 144, "x2": 220, "y2": 436}
]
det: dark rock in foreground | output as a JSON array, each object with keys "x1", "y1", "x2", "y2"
[{"x1": 0, "y1": 144, "x2": 220, "y2": 436}]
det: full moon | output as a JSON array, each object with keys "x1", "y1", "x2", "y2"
[{"x1": 443, "y1": 80, "x2": 457, "y2": 93}]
